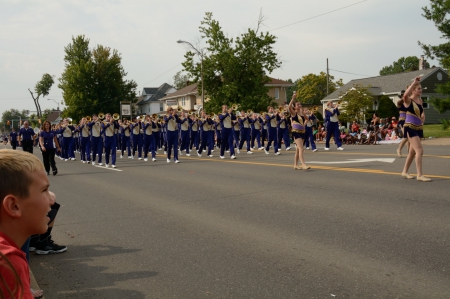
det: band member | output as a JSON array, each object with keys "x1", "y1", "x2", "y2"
[
  {"x1": 120, "y1": 118, "x2": 132, "y2": 158},
  {"x1": 264, "y1": 107, "x2": 280, "y2": 155},
  {"x1": 79, "y1": 118, "x2": 92, "y2": 163},
  {"x1": 214, "y1": 117, "x2": 221, "y2": 149},
  {"x1": 142, "y1": 115, "x2": 156, "y2": 162},
  {"x1": 18, "y1": 121, "x2": 36, "y2": 154},
  {"x1": 324, "y1": 101, "x2": 344, "y2": 151},
  {"x1": 88, "y1": 114, "x2": 103, "y2": 165},
  {"x1": 9, "y1": 128, "x2": 18, "y2": 150},
  {"x1": 189, "y1": 114, "x2": 199, "y2": 151},
  {"x1": 39, "y1": 120, "x2": 61, "y2": 175},
  {"x1": 261, "y1": 116, "x2": 268, "y2": 148},
  {"x1": 238, "y1": 111, "x2": 253, "y2": 154},
  {"x1": 164, "y1": 107, "x2": 181, "y2": 163},
  {"x1": 396, "y1": 90, "x2": 408, "y2": 157},
  {"x1": 131, "y1": 117, "x2": 143, "y2": 159},
  {"x1": 288, "y1": 94, "x2": 310, "y2": 170},
  {"x1": 58, "y1": 119, "x2": 76, "y2": 161},
  {"x1": 154, "y1": 117, "x2": 162, "y2": 151},
  {"x1": 277, "y1": 111, "x2": 291, "y2": 151},
  {"x1": 197, "y1": 111, "x2": 214, "y2": 157},
  {"x1": 250, "y1": 113, "x2": 263, "y2": 150},
  {"x1": 179, "y1": 111, "x2": 191, "y2": 156},
  {"x1": 102, "y1": 113, "x2": 119, "y2": 168},
  {"x1": 219, "y1": 105, "x2": 236, "y2": 159},
  {"x1": 304, "y1": 108, "x2": 318, "y2": 152},
  {"x1": 233, "y1": 117, "x2": 240, "y2": 152},
  {"x1": 401, "y1": 77, "x2": 430, "y2": 181}
]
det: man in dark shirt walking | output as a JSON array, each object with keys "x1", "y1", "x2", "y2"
[{"x1": 18, "y1": 121, "x2": 36, "y2": 154}]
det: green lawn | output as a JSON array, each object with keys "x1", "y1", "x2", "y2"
[{"x1": 423, "y1": 124, "x2": 450, "y2": 138}]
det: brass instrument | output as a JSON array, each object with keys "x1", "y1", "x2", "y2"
[
  {"x1": 231, "y1": 103, "x2": 240, "y2": 111},
  {"x1": 337, "y1": 100, "x2": 342, "y2": 105},
  {"x1": 113, "y1": 113, "x2": 120, "y2": 121},
  {"x1": 98, "y1": 113, "x2": 105, "y2": 120},
  {"x1": 312, "y1": 106, "x2": 318, "y2": 113},
  {"x1": 86, "y1": 116, "x2": 92, "y2": 122},
  {"x1": 152, "y1": 113, "x2": 158, "y2": 120},
  {"x1": 247, "y1": 109, "x2": 253, "y2": 115},
  {"x1": 177, "y1": 106, "x2": 183, "y2": 113}
]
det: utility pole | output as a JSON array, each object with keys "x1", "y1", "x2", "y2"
[{"x1": 326, "y1": 58, "x2": 329, "y2": 96}]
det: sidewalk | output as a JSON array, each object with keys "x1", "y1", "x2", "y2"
[{"x1": 422, "y1": 137, "x2": 450, "y2": 146}]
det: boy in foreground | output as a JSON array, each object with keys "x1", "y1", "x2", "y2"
[{"x1": 0, "y1": 149, "x2": 54, "y2": 298}]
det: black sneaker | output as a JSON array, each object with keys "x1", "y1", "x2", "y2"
[
  {"x1": 29, "y1": 235, "x2": 39, "y2": 252},
  {"x1": 53, "y1": 169, "x2": 58, "y2": 176},
  {"x1": 35, "y1": 239, "x2": 67, "y2": 255}
]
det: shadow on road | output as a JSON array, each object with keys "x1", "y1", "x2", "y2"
[{"x1": 30, "y1": 244, "x2": 158, "y2": 298}]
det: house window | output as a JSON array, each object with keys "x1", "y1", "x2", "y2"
[
  {"x1": 274, "y1": 88, "x2": 280, "y2": 99},
  {"x1": 181, "y1": 97, "x2": 186, "y2": 106},
  {"x1": 148, "y1": 107, "x2": 150, "y2": 113},
  {"x1": 160, "y1": 103, "x2": 163, "y2": 112},
  {"x1": 421, "y1": 96, "x2": 429, "y2": 109}
]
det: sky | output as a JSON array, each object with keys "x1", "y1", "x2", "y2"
[{"x1": 0, "y1": 0, "x2": 443, "y2": 117}]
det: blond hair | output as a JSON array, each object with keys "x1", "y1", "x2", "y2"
[
  {"x1": 406, "y1": 82, "x2": 421, "y2": 97},
  {"x1": 0, "y1": 149, "x2": 44, "y2": 200}
]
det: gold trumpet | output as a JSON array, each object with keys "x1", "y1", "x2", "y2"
[
  {"x1": 337, "y1": 100, "x2": 342, "y2": 105},
  {"x1": 312, "y1": 106, "x2": 318, "y2": 113},
  {"x1": 177, "y1": 106, "x2": 183, "y2": 113},
  {"x1": 113, "y1": 113, "x2": 120, "y2": 121},
  {"x1": 98, "y1": 112, "x2": 105, "y2": 120},
  {"x1": 86, "y1": 116, "x2": 92, "y2": 122},
  {"x1": 247, "y1": 109, "x2": 253, "y2": 114}
]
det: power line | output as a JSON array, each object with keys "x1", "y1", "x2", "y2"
[
  {"x1": 140, "y1": 62, "x2": 182, "y2": 87},
  {"x1": 329, "y1": 68, "x2": 373, "y2": 77},
  {"x1": 269, "y1": 0, "x2": 370, "y2": 32}
]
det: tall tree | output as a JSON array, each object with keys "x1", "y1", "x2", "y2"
[
  {"x1": 337, "y1": 85, "x2": 374, "y2": 124},
  {"x1": 419, "y1": 1, "x2": 450, "y2": 128},
  {"x1": 28, "y1": 73, "x2": 54, "y2": 118},
  {"x1": 181, "y1": 12, "x2": 282, "y2": 113},
  {"x1": 294, "y1": 72, "x2": 343, "y2": 105},
  {"x1": 58, "y1": 35, "x2": 137, "y2": 122},
  {"x1": 379, "y1": 56, "x2": 430, "y2": 76},
  {"x1": 173, "y1": 71, "x2": 191, "y2": 90},
  {"x1": 419, "y1": 1, "x2": 450, "y2": 105}
]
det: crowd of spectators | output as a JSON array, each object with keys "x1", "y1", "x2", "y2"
[{"x1": 312, "y1": 113, "x2": 402, "y2": 146}]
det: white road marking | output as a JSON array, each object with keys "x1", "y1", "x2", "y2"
[
  {"x1": 307, "y1": 158, "x2": 396, "y2": 164},
  {"x1": 92, "y1": 165, "x2": 123, "y2": 171}
]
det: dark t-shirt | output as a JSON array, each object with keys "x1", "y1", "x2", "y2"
[{"x1": 40, "y1": 131, "x2": 55, "y2": 149}]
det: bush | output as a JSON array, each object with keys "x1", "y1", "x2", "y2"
[{"x1": 378, "y1": 95, "x2": 399, "y2": 119}]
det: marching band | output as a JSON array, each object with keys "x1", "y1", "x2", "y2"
[{"x1": 7, "y1": 99, "x2": 335, "y2": 171}]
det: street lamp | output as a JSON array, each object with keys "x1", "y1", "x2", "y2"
[
  {"x1": 177, "y1": 40, "x2": 204, "y2": 110},
  {"x1": 47, "y1": 98, "x2": 61, "y2": 119}
]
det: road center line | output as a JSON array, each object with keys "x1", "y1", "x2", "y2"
[{"x1": 180, "y1": 157, "x2": 450, "y2": 180}]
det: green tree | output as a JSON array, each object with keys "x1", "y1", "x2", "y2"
[
  {"x1": 181, "y1": 12, "x2": 282, "y2": 113},
  {"x1": 1, "y1": 109, "x2": 30, "y2": 131},
  {"x1": 337, "y1": 85, "x2": 374, "y2": 124},
  {"x1": 377, "y1": 95, "x2": 399, "y2": 119},
  {"x1": 173, "y1": 71, "x2": 191, "y2": 90},
  {"x1": 419, "y1": 0, "x2": 450, "y2": 128},
  {"x1": 294, "y1": 72, "x2": 343, "y2": 105},
  {"x1": 58, "y1": 35, "x2": 137, "y2": 122},
  {"x1": 379, "y1": 56, "x2": 430, "y2": 76},
  {"x1": 27, "y1": 73, "x2": 54, "y2": 118}
]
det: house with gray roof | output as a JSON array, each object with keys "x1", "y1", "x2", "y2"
[
  {"x1": 46, "y1": 109, "x2": 62, "y2": 125},
  {"x1": 136, "y1": 83, "x2": 177, "y2": 115},
  {"x1": 321, "y1": 67, "x2": 450, "y2": 124}
]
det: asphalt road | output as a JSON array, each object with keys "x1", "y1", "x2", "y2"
[{"x1": 23, "y1": 142, "x2": 449, "y2": 299}]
